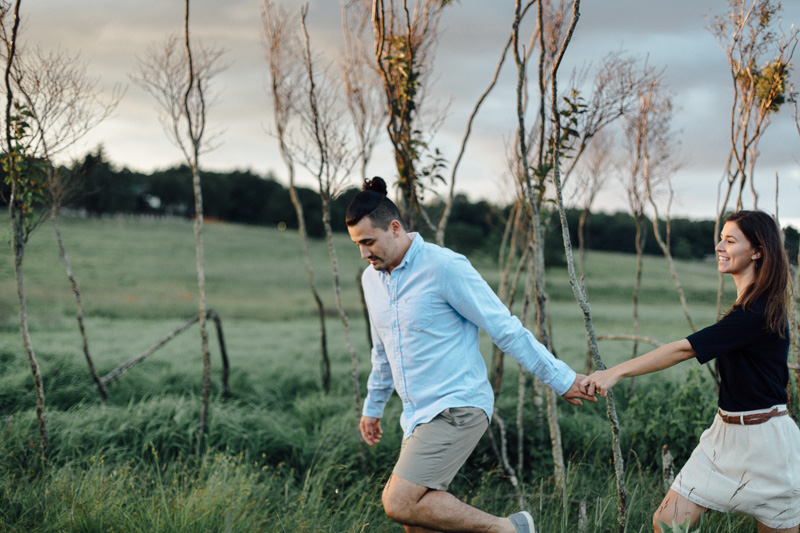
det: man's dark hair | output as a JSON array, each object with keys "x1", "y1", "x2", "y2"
[{"x1": 345, "y1": 177, "x2": 403, "y2": 230}]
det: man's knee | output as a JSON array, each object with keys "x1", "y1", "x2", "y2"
[
  {"x1": 382, "y1": 484, "x2": 400, "y2": 521},
  {"x1": 382, "y1": 475, "x2": 426, "y2": 524},
  {"x1": 382, "y1": 477, "x2": 408, "y2": 522}
]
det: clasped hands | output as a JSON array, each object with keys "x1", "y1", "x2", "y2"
[{"x1": 576, "y1": 368, "x2": 621, "y2": 398}]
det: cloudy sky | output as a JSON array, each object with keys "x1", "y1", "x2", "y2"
[{"x1": 19, "y1": 0, "x2": 800, "y2": 226}]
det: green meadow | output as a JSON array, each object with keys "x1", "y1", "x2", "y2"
[{"x1": 0, "y1": 215, "x2": 777, "y2": 531}]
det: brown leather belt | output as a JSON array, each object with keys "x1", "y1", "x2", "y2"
[{"x1": 718, "y1": 407, "x2": 788, "y2": 425}]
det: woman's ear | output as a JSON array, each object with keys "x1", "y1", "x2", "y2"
[{"x1": 752, "y1": 249, "x2": 762, "y2": 261}]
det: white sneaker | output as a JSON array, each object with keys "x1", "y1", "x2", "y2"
[{"x1": 508, "y1": 510, "x2": 535, "y2": 533}]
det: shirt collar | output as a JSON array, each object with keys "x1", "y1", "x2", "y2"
[{"x1": 391, "y1": 232, "x2": 423, "y2": 274}]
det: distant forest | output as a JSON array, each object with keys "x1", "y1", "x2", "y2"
[{"x1": 3, "y1": 147, "x2": 798, "y2": 264}]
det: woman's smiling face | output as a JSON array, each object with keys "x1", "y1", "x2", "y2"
[{"x1": 715, "y1": 221, "x2": 760, "y2": 278}]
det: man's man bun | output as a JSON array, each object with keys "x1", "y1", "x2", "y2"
[
  {"x1": 346, "y1": 176, "x2": 401, "y2": 230},
  {"x1": 363, "y1": 176, "x2": 388, "y2": 196}
]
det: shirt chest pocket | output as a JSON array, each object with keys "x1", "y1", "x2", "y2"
[{"x1": 399, "y1": 293, "x2": 433, "y2": 331}]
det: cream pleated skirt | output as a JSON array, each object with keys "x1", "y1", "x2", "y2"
[{"x1": 671, "y1": 405, "x2": 800, "y2": 529}]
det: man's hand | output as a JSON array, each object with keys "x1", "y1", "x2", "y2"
[
  {"x1": 360, "y1": 416, "x2": 383, "y2": 446},
  {"x1": 561, "y1": 374, "x2": 598, "y2": 405},
  {"x1": 582, "y1": 369, "x2": 622, "y2": 398}
]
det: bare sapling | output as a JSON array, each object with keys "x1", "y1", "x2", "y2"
[
  {"x1": 340, "y1": 1, "x2": 384, "y2": 347},
  {"x1": 2, "y1": 0, "x2": 48, "y2": 465},
  {"x1": 573, "y1": 130, "x2": 614, "y2": 280},
  {"x1": 547, "y1": 1, "x2": 628, "y2": 529},
  {"x1": 709, "y1": 0, "x2": 797, "y2": 317},
  {"x1": 13, "y1": 46, "x2": 122, "y2": 405},
  {"x1": 619, "y1": 104, "x2": 649, "y2": 381},
  {"x1": 370, "y1": 0, "x2": 450, "y2": 235},
  {"x1": 508, "y1": 0, "x2": 576, "y2": 498},
  {"x1": 131, "y1": 0, "x2": 227, "y2": 448},
  {"x1": 261, "y1": 1, "x2": 331, "y2": 392},
  {"x1": 340, "y1": 0, "x2": 384, "y2": 185},
  {"x1": 560, "y1": 52, "x2": 664, "y2": 191},
  {"x1": 296, "y1": 4, "x2": 364, "y2": 454},
  {"x1": 491, "y1": 210, "x2": 530, "y2": 398},
  {"x1": 789, "y1": 99, "x2": 800, "y2": 420}
]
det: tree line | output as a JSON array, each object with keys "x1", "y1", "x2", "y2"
[{"x1": 5, "y1": 146, "x2": 796, "y2": 263}]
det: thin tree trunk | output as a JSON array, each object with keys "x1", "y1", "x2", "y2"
[
  {"x1": 578, "y1": 206, "x2": 589, "y2": 278},
  {"x1": 512, "y1": 0, "x2": 568, "y2": 498},
  {"x1": 102, "y1": 316, "x2": 200, "y2": 385},
  {"x1": 263, "y1": 1, "x2": 331, "y2": 393},
  {"x1": 628, "y1": 211, "x2": 645, "y2": 394},
  {"x1": 597, "y1": 334, "x2": 663, "y2": 347},
  {"x1": 550, "y1": 2, "x2": 627, "y2": 530},
  {"x1": 490, "y1": 412, "x2": 524, "y2": 509},
  {"x1": 491, "y1": 202, "x2": 524, "y2": 397},
  {"x1": 207, "y1": 310, "x2": 231, "y2": 400},
  {"x1": 648, "y1": 181, "x2": 724, "y2": 390},
  {"x1": 648, "y1": 205, "x2": 696, "y2": 332},
  {"x1": 322, "y1": 203, "x2": 363, "y2": 459},
  {"x1": 10, "y1": 208, "x2": 47, "y2": 463},
  {"x1": 516, "y1": 250, "x2": 535, "y2": 476},
  {"x1": 188, "y1": 159, "x2": 211, "y2": 449},
  {"x1": 50, "y1": 201, "x2": 107, "y2": 404},
  {"x1": 183, "y1": 0, "x2": 211, "y2": 446},
  {"x1": 356, "y1": 268, "x2": 371, "y2": 347},
  {"x1": 790, "y1": 245, "x2": 800, "y2": 421},
  {"x1": 290, "y1": 182, "x2": 330, "y2": 392},
  {"x1": 715, "y1": 168, "x2": 737, "y2": 319},
  {"x1": 5, "y1": 0, "x2": 47, "y2": 465},
  {"x1": 531, "y1": 216, "x2": 566, "y2": 496}
]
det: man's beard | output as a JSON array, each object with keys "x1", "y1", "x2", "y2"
[{"x1": 369, "y1": 256, "x2": 388, "y2": 271}]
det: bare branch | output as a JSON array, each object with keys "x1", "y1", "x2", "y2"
[{"x1": 131, "y1": 33, "x2": 226, "y2": 162}]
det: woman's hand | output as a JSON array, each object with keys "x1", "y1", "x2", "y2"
[{"x1": 582, "y1": 368, "x2": 622, "y2": 397}]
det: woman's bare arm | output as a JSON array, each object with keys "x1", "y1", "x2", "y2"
[{"x1": 583, "y1": 339, "x2": 696, "y2": 397}]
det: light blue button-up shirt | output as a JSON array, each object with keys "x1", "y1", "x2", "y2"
[{"x1": 361, "y1": 233, "x2": 576, "y2": 439}]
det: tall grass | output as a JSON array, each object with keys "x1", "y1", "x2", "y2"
[{"x1": 0, "y1": 215, "x2": 768, "y2": 531}]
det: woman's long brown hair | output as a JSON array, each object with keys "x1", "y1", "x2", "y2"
[{"x1": 725, "y1": 210, "x2": 789, "y2": 336}]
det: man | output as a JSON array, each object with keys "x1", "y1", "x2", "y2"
[{"x1": 347, "y1": 177, "x2": 595, "y2": 533}]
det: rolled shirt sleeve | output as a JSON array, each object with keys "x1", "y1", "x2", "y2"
[{"x1": 443, "y1": 255, "x2": 576, "y2": 396}]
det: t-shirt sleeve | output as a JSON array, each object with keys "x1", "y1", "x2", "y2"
[{"x1": 686, "y1": 303, "x2": 766, "y2": 365}]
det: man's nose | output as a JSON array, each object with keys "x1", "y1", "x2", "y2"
[{"x1": 359, "y1": 244, "x2": 370, "y2": 259}]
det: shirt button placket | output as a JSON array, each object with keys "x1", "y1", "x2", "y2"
[{"x1": 390, "y1": 273, "x2": 408, "y2": 404}]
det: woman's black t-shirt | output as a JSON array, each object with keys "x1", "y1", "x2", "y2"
[{"x1": 686, "y1": 299, "x2": 789, "y2": 412}]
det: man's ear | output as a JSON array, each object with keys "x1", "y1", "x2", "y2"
[{"x1": 390, "y1": 219, "x2": 403, "y2": 236}]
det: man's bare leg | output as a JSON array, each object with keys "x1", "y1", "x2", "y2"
[
  {"x1": 652, "y1": 490, "x2": 706, "y2": 533},
  {"x1": 382, "y1": 474, "x2": 517, "y2": 533}
]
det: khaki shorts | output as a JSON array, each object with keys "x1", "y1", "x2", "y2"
[{"x1": 392, "y1": 407, "x2": 489, "y2": 491}]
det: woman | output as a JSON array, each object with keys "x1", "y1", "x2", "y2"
[{"x1": 583, "y1": 210, "x2": 800, "y2": 532}]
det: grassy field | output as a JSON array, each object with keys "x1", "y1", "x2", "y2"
[{"x1": 0, "y1": 214, "x2": 783, "y2": 532}]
